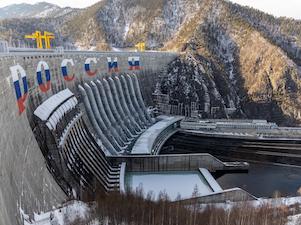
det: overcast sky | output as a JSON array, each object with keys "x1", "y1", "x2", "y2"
[
  {"x1": 0, "y1": 0, "x2": 300, "y2": 20},
  {"x1": 230, "y1": 0, "x2": 301, "y2": 19},
  {"x1": 0, "y1": 0, "x2": 99, "y2": 9}
]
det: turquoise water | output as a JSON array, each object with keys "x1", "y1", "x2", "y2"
[{"x1": 125, "y1": 171, "x2": 214, "y2": 200}]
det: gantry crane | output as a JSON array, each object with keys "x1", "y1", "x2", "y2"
[
  {"x1": 25, "y1": 31, "x2": 55, "y2": 49},
  {"x1": 135, "y1": 42, "x2": 146, "y2": 52},
  {"x1": 25, "y1": 31, "x2": 43, "y2": 49},
  {"x1": 42, "y1": 31, "x2": 55, "y2": 49}
]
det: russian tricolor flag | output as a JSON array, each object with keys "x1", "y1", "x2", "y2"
[
  {"x1": 37, "y1": 61, "x2": 51, "y2": 93},
  {"x1": 85, "y1": 58, "x2": 98, "y2": 76},
  {"x1": 61, "y1": 59, "x2": 75, "y2": 81},
  {"x1": 10, "y1": 65, "x2": 28, "y2": 114},
  {"x1": 128, "y1": 56, "x2": 141, "y2": 70}
]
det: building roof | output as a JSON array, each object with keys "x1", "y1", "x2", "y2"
[
  {"x1": 34, "y1": 89, "x2": 74, "y2": 121},
  {"x1": 131, "y1": 116, "x2": 183, "y2": 154}
]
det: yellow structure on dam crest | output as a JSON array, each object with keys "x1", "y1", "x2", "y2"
[
  {"x1": 135, "y1": 42, "x2": 146, "y2": 52},
  {"x1": 25, "y1": 31, "x2": 55, "y2": 49}
]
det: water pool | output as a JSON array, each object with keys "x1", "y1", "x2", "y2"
[{"x1": 125, "y1": 171, "x2": 214, "y2": 200}]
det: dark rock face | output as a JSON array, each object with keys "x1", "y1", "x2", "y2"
[
  {"x1": 157, "y1": 53, "x2": 237, "y2": 119},
  {"x1": 153, "y1": 0, "x2": 301, "y2": 126},
  {"x1": 157, "y1": 49, "x2": 300, "y2": 125}
]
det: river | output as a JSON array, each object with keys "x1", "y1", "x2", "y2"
[{"x1": 217, "y1": 163, "x2": 301, "y2": 198}]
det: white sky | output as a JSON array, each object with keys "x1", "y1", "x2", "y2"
[
  {"x1": 0, "y1": 0, "x2": 100, "y2": 9},
  {"x1": 230, "y1": 0, "x2": 301, "y2": 20},
  {"x1": 0, "y1": 0, "x2": 300, "y2": 19}
]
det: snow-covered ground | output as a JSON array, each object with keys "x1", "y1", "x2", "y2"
[
  {"x1": 201, "y1": 197, "x2": 301, "y2": 225},
  {"x1": 20, "y1": 197, "x2": 301, "y2": 225},
  {"x1": 287, "y1": 214, "x2": 301, "y2": 225},
  {"x1": 199, "y1": 196, "x2": 301, "y2": 210},
  {"x1": 20, "y1": 201, "x2": 94, "y2": 225}
]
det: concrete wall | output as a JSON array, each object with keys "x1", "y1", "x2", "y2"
[
  {"x1": 108, "y1": 153, "x2": 228, "y2": 172},
  {"x1": 0, "y1": 50, "x2": 177, "y2": 225},
  {"x1": 179, "y1": 188, "x2": 257, "y2": 204},
  {"x1": 0, "y1": 57, "x2": 66, "y2": 225},
  {"x1": 7, "y1": 51, "x2": 177, "y2": 114}
]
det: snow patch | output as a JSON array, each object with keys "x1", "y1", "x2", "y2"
[
  {"x1": 112, "y1": 47, "x2": 122, "y2": 52},
  {"x1": 287, "y1": 214, "x2": 301, "y2": 225},
  {"x1": 124, "y1": 23, "x2": 130, "y2": 40},
  {"x1": 35, "y1": 7, "x2": 57, "y2": 18},
  {"x1": 199, "y1": 196, "x2": 301, "y2": 211},
  {"x1": 21, "y1": 201, "x2": 92, "y2": 225}
]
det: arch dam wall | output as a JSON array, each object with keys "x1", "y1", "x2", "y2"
[{"x1": 0, "y1": 50, "x2": 177, "y2": 225}]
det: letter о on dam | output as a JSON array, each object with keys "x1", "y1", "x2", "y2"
[
  {"x1": 10, "y1": 65, "x2": 28, "y2": 114},
  {"x1": 37, "y1": 61, "x2": 51, "y2": 93},
  {"x1": 61, "y1": 59, "x2": 75, "y2": 81}
]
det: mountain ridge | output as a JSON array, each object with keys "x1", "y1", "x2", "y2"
[
  {"x1": 0, "y1": 2, "x2": 80, "y2": 19},
  {"x1": 1, "y1": 0, "x2": 301, "y2": 125}
]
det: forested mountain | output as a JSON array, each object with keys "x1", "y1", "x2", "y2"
[{"x1": 1, "y1": 0, "x2": 301, "y2": 125}]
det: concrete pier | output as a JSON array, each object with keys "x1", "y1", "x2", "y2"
[
  {"x1": 114, "y1": 76, "x2": 142, "y2": 133},
  {"x1": 95, "y1": 79, "x2": 129, "y2": 144},
  {"x1": 120, "y1": 74, "x2": 147, "y2": 129}
]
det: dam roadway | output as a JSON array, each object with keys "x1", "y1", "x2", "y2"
[{"x1": 161, "y1": 130, "x2": 301, "y2": 166}]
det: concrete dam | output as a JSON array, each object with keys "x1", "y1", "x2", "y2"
[
  {"x1": 0, "y1": 50, "x2": 178, "y2": 225},
  {"x1": 2, "y1": 49, "x2": 298, "y2": 225}
]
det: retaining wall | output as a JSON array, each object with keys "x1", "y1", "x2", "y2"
[{"x1": 108, "y1": 153, "x2": 228, "y2": 172}]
